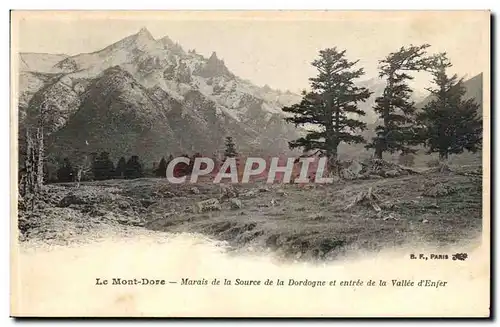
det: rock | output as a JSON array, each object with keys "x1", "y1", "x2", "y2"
[
  {"x1": 340, "y1": 160, "x2": 363, "y2": 179},
  {"x1": 384, "y1": 170, "x2": 400, "y2": 178},
  {"x1": 58, "y1": 193, "x2": 86, "y2": 207},
  {"x1": 219, "y1": 184, "x2": 238, "y2": 200},
  {"x1": 240, "y1": 190, "x2": 257, "y2": 199},
  {"x1": 89, "y1": 207, "x2": 107, "y2": 217},
  {"x1": 380, "y1": 201, "x2": 395, "y2": 210},
  {"x1": 117, "y1": 216, "x2": 130, "y2": 224},
  {"x1": 190, "y1": 187, "x2": 200, "y2": 195},
  {"x1": 131, "y1": 219, "x2": 145, "y2": 227},
  {"x1": 163, "y1": 191, "x2": 176, "y2": 198},
  {"x1": 276, "y1": 189, "x2": 287, "y2": 196},
  {"x1": 230, "y1": 198, "x2": 243, "y2": 210},
  {"x1": 117, "y1": 200, "x2": 131, "y2": 210},
  {"x1": 141, "y1": 199, "x2": 155, "y2": 208},
  {"x1": 423, "y1": 183, "x2": 455, "y2": 197},
  {"x1": 369, "y1": 174, "x2": 384, "y2": 179},
  {"x1": 195, "y1": 198, "x2": 221, "y2": 213},
  {"x1": 422, "y1": 219, "x2": 429, "y2": 224},
  {"x1": 270, "y1": 199, "x2": 279, "y2": 206},
  {"x1": 383, "y1": 214, "x2": 399, "y2": 221},
  {"x1": 308, "y1": 212, "x2": 326, "y2": 220},
  {"x1": 258, "y1": 187, "x2": 270, "y2": 193}
]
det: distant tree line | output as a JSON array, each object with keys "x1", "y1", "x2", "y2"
[
  {"x1": 55, "y1": 152, "x2": 145, "y2": 183},
  {"x1": 50, "y1": 139, "x2": 240, "y2": 183},
  {"x1": 153, "y1": 138, "x2": 239, "y2": 178}
]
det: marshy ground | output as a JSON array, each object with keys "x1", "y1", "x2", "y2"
[{"x1": 17, "y1": 162, "x2": 483, "y2": 261}]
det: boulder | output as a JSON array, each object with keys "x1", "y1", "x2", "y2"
[
  {"x1": 240, "y1": 190, "x2": 257, "y2": 199},
  {"x1": 384, "y1": 169, "x2": 400, "y2": 178},
  {"x1": 230, "y1": 198, "x2": 243, "y2": 210},
  {"x1": 195, "y1": 198, "x2": 221, "y2": 213},
  {"x1": 219, "y1": 184, "x2": 238, "y2": 200},
  {"x1": 423, "y1": 183, "x2": 456, "y2": 197},
  {"x1": 58, "y1": 193, "x2": 86, "y2": 207},
  {"x1": 276, "y1": 189, "x2": 287, "y2": 196},
  {"x1": 340, "y1": 160, "x2": 363, "y2": 180},
  {"x1": 190, "y1": 187, "x2": 201, "y2": 195}
]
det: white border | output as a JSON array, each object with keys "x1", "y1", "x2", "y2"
[{"x1": 2, "y1": 1, "x2": 497, "y2": 325}]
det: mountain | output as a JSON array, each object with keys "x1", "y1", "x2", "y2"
[
  {"x1": 416, "y1": 73, "x2": 483, "y2": 112},
  {"x1": 18, "y1": 28, "x2": 303, "y2": 164},
  {"x1": 19, "y1": 53, "x2": 69, "y2": 73},
  {"x1": 19, "y1": 28, "x2": 482, "y2": 166}
]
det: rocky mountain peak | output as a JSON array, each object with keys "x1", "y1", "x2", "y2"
[
  {"x1": 137, "y1": 27, "x2": 153, "y2": 38},
  {"x1": 209, "y1": 51, "x2": 218, "y2": 61},
  {"x1": 195, "y1": 51, "x2": 232, "y2": 78},
  {"x1": 132, "y1": 27, "x2": 156, "y2": 51},
  {"x1": 20, "y1": 29, "x2": 307, "y2": 161},
  {"x1": 158, "y1": 35, "x2": 174, "y2": 48}
]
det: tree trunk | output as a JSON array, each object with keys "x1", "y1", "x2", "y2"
[
  {"x1": 23, "y1": 128, "x2": 42, "y2": 211},
  {"x1": 76, "y1": 168, "x2": 82, "y2": 188},
  {"x1": 439, "y1": 152, "x2": 448, "y2": 161},
  {"x1": 35, "y1": 127, "x2": 44, "y2": 191},
  {"x1": 374, "y1": 147, "x2": 383, "y2": 159},
  {"x1": 326, "y1": 148, "x2": 339, "y2": 177}
]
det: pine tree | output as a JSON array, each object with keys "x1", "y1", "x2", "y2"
[
  {"x1": 57, "y1": 158, "x2": 75, "y2": 182},
  {"x1": 366, "y1": 44, "x2": 432, "y2": 158},
  {"x1": 224, "y1": 136, "x2": 238, "y2": 159},
  {"x1": 416, "y1": 54, "x2": 482, "y2": 160},
  {"x1": 282, "y1": 48, "x2": 371, "y2": 168},
  {"x1": 125, "y1": 155, "x2": 144, "y2": 179},
  {"x1": 92, "y1": 151, "x2": 115, "y2": 180},
  {"x1": 156, "y1": 157, "x2": 168, "y2": 177},
  {"x1": 115, "y1": 157, "x2": 127, "y2": 178}
]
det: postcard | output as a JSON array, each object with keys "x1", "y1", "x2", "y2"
[{"x1": 10, "y1": 10, "x2": 490, "y2": 317}]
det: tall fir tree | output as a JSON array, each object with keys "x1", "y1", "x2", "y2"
[
  {"x1": 156, "y1": 157, "x2": 168, "y2": 177},
  {"x1": 416, "y1": 54, "x2": 482, "y2": 160},
  {"x1": 57, "y1": 158, "x2": 74, "y2": 182},
  {"x1": 92, "y1": 151, "x2": 115, "y2": 180},
  {"x1": 125, "y1": 155, "x2": 144, "y2": 179},
  {"x1": 282, "y1": 48, "x2": 371, "y2": 168},
  {"x1": 224, "y1": 136, "x2": 238, "y2": 159},
  {"x1": 115, "y1": 157, "x2": 127, "y2": 178},
  {"x1": 366, "y1": 44, "x2": 432, "y2": 158}
]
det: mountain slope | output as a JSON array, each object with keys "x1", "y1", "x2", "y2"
[
  {"x1": 416, "y1": 73, "x2": 483, "y2": 112},
  {"x1": 19, "y1": 28, "x2": 305, "y2": 164},
  {"x1": 19, "y1": 28, "x2": 482, "y2": 166},
  {"x1": 19, "y1": 53, "x2": 69, "y2": 73},
  {"x1": 48, "y1": 66, "x2": 178, "y2": 161}
]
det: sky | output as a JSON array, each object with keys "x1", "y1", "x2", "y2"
[{"x1": 12, "y1": 11, "x2": 489, "y2": 93}]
